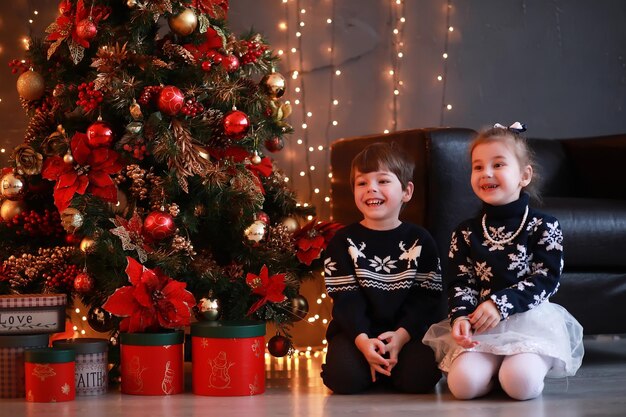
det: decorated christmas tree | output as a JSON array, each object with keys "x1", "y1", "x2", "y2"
[{"x1": 1, "y1": 0, "x2": 339, "y2": 356}]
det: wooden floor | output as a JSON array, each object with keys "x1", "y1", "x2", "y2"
[{"x1": 2, "y1": 337, "x2": 626, "y2": 416}]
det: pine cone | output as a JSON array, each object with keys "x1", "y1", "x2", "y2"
[{"x1": 24, "y1": 110, "x2": 56, "y2": 144}]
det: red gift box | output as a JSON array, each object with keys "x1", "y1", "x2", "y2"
[
  {"x1": 191, "y1": 320, "x2": 266, "y2": 396},
  {"x1": 120, "y1": 331, "x2": 184, "y2": 396},
  {"x1": 0, "y1": 333, "x2": 49, "y2": 398},
  {"x1": 24, "y1": 348, "x2": 75, "y2": 402}
]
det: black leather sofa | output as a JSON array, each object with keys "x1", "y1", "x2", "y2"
[{"x1": 330, "y1": 128, "x2": 626, "y2": 335}]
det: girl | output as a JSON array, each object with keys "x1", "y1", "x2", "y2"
[{"x1": 423, "y1": 123, "x2": 584, "y2": 401}]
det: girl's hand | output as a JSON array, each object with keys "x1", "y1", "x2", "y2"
[
  {"x1": 354, "y1": 333, "x2": 391, "y2": 381},
  {"x1": 469, "y1": 300, "x2": 501, "y2": 334},
  {"x1": 377, "y1": 327, "x2": 411, "y2": 373},
  {"x1": 451, "y1": 317, "x2": 479, "y2": 348}
]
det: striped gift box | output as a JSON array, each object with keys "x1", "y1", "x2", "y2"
[
  {"x1": 0, "y1": 333, "x2": 49, "y2": 398},
  {"x1": 0, "y1": 294, "x2": 66, "y2": 335}
]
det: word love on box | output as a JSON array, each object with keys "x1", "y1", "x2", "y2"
[{"x1": 0, "y1": 294, "x2": 66, "y2": 335}]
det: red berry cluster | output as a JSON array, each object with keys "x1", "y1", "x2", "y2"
[
  {"x1": 138, "y1": 85, "x2": 163, "y2": 107},
  {"x1": 44, "y1": 263, "x2": 80, "y2": 291},
  {"x1": 240, "y1": 40, "x2": 268, "y2": 65},
  {"x1": 8, "y1": 59, "x2": 30, "y2": 75},
  {"x1": 77, "y1": 82, "x2": 103, "y2": 113},
  {"x1": 122, "y1": 137, "x2": 149, "y2": 160},
  {"x1": 181, "y1": 98, "x2": 204, "y2": 117},
  {"x1": 4, "y1": 209, "x2": 64, "y2": 238},
  {"x1": 38, "y1": 95, "x2": 57, "y2": 113}
]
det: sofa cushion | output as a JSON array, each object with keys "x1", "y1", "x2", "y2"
[{"x1": 541, "y1": 197, "x2": 626, "y2": 268}]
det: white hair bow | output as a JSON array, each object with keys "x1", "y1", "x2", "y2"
[{"x1": 493, "y1": 122, "x2": 527, "y2": 133}]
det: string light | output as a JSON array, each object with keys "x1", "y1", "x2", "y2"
[
  {"x1": 388, "y1": 0, "x2": 406, "y2": 132},
  {"x1": 439, "y1": 0, "x2": 454, "y2": 125}
]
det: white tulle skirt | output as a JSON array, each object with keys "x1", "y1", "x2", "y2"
[{"x1": 422, "y1": 302, "x2": 584, "y2": 378}]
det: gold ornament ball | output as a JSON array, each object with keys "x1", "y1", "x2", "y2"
[
  {"x1": 260, "y1": 72, "x2": 286, "y2": 99},
  {"x1": 0, "y1": 199, "x2": 26, "y2": 221},
  {"x1": 17, "y1": 70, "x2": 45, "y2": 101},
  {"x1": 1, "y1": 172, "x2": 27, "y2": 200},
  {"x1": 127, "y1": 0, "x2": 137, "y2": 7},
  {"x1": 60, "y1": 207, "x2": 84, "y2": 233},
  {"x1": 280, "y1": 216, "x2": 300, "y2": 233},
  {"x1": 251, "y1": 153, "x2": 262, "y2": 165},
  {"x1": 63, "y1": 153, "x2": 74, "y2": 164},
  {"x1": 168, "y1": 8, "x2": 198, "y2": 36},
  {"x1": 80, "y1": 236, "x2": 96, "y2": 253}
]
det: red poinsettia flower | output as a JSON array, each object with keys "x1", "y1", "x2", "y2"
[
  {"x1": 41, "y1": 132, "x2": 123, "y2": 212},
  {"x1": 102, "y1": 257, "x2": 196, "y2": 332},
  {"x1": 191, "y1": 0, "x2": 229, "y2": 19},
  {"x1": 183, "y1": 27, "x2": 224, "y2": 60},
  {"x1": 246, "y1": 265, "x2": 286, "y2": 315},
  {"x1": 46, "y1": 0, "x2": 111, "y2": 50},
  {"x1": 293, "y1": 220, "x2": 344, "y2": 265}
]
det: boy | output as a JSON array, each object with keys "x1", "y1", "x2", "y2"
[{"x1": 321, "y1": 142, "x2": 444, "y2": 394}]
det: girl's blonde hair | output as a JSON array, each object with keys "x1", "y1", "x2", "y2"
[{"x1": 470, "y1": 126, "x2": 541, "y2": 202}]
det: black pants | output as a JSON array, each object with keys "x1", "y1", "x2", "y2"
[{"x1": 321, "y1": 332, "x2": 442, "y2": 394}]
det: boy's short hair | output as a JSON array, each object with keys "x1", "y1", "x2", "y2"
[{"x1": 350, "y1": 142, "x2": 415, "y2": 189}]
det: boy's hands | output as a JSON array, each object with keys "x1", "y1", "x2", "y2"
[
  {"x1": 354, "y1": 333, "x2": 390, "y2": 382},
  {"x1": 354, "y1": 328, "x2": 411, "y2": 381},
  {"x1": 377, "y1": 327, "x2": 411, "y2": 373}
]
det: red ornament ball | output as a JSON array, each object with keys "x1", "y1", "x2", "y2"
[
  {"x1": 76, "y1": 18, "x2": 98, "y2": 41},
  {"x1": 268, "y1": 335, "x2": 292, "y2": 357},
  {"x1": 255, "y1": 211, "x2": 270, "y2": 225},
  {"x1": 86, "y1": 121, "x2": 114, "y2": 148},
  {"x1": 157, "y1": 85, "x2": 185, "y2": 116},
  {"x1": 222, "y1": 110, "x2": 250, "y2": 140},
  {"x1": 143, "y1": 211, "x2": 176, "y2": 241},
  {"x1": 264, "y1": 137, "x2": 285, "y2": 153},
  {"x1": 221, "y1": 54, "x2": 240, "y2": 73},
  {"x1": 74, "y1": 272, "x2": 94, "y2": 294}
]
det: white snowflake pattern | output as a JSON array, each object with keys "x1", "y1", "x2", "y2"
[
  {"x1": 491, "y1": 294, "x2": 514, "y2": 318},
  {"x1": 449, "y1": 232, "x2": 458, "y2": 258},
  {"x1": 538, "y1": 221, "x2": 563, "y2": 251},
  {"x1": 451, "y1": 306, "x2": 467, "y2": 315},
  {"x1": 61, "y1": 383, "x2": 71, "y2": 395},
  {"x1": 483, "y1": 225, "x2": 516, "y2": 252},
  {"x1": 528, "y1": 290, "x2": 549, "y2": 309},
  {"x1": 453, "y1": 286, "x2": 478, "y2": 306},
  {"x1": 508, "y1": 244, "x2": 532, "y2": 278},
  {"x1": 461, "y1": 229, "x2": 472, "y2": 246},
  {"x1": 479, "y1": 288, "x2": 492, "y2": 301},
  {"x1": 526, "y1": 217, "x2": 542, "y2": 233},
  {"x1": 474, "y1": 261, "x2": 493, "y2": 282},
  {"x1": 369, "y1": 255, "x2": 397, "y2": 273},
  {"x1": 324, "y1": 257, "x2": 337, "y2": 276},
  {"x1": 514, "y1": 280, "x2": 535, "y2": 291}
]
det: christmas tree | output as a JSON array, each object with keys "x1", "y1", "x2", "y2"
[{"x1": 1, "y1": 0, "x2": 339, "y2": 354}]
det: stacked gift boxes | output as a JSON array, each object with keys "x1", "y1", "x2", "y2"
[{"x1": 0, "y1": 294, "x2": 66, "y2": 400}]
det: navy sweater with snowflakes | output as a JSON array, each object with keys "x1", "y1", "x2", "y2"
[
  {"x1": 324, "y1": 222, "x2": 444, "y2": 342},
  {"x1": 447, "y1": 193, "x2": 564, "y2": 324}
]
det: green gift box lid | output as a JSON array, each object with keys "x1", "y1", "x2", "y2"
[
  {"x1": 53, "y1": 338, "x2": 108, "y2": 354},
  {"x1": 25, "y1": 347, "x2": 75, "y2": 363},
  {"x1": 120, "y1": 330, "x2": 184, "y2": 346},
  {"x1": 191, "y1": 320, "x2": 266, "y2": 338}
]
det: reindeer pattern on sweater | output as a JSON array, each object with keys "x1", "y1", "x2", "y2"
[{"x1": 324, "y1": 222, "x2": 444, "y2": 341}]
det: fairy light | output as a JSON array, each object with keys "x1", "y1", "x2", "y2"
[
  {"x1": 388, "y1": 0, "x2": 406, "y2": 132},
  {"x1": 439, "y1": 0, "x2": 454, "y2": 125}
]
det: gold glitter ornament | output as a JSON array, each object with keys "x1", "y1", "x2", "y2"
[{"x1": 168, "y1": 8, "x2": 198, "y2": 36}]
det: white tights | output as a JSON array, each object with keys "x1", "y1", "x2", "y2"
[{"x1": 447, "y1": 352, "x2": 553, "y2": 400}]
